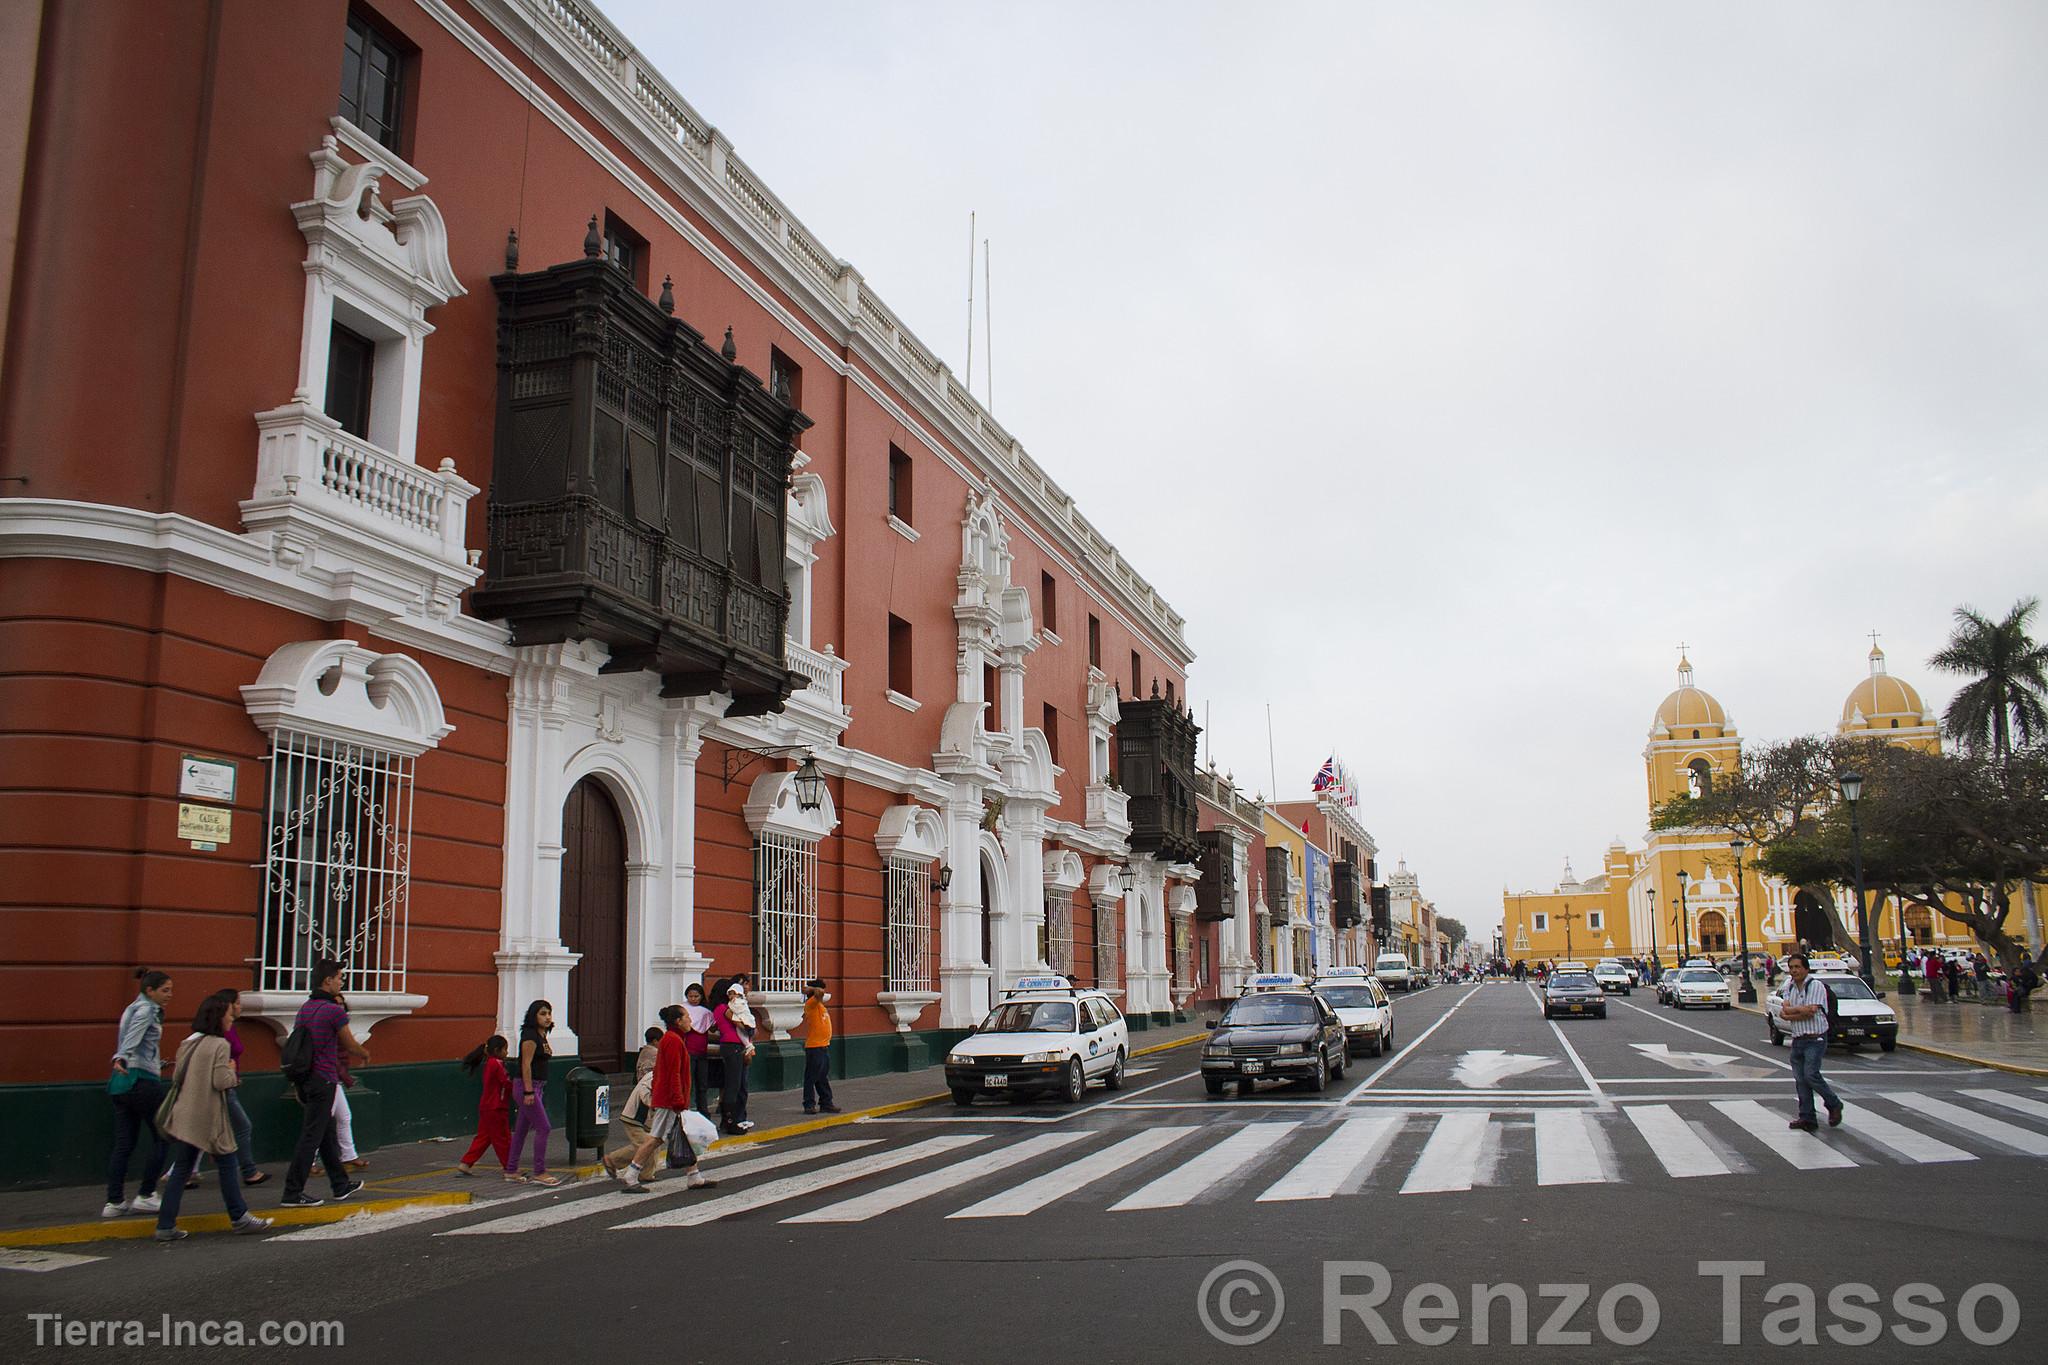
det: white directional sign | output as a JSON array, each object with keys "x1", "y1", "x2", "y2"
[
  {"x1": 1452, "y1": 1050, "x2": 1560, "y2": 1088},
  {"x1": 1629, "y1": 1042, "x2": 1771, "y2": 1079}
]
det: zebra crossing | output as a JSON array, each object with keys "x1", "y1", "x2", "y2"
[{"x1": 267, "y1": 1087, "x2": 2048, "y2": 1243}]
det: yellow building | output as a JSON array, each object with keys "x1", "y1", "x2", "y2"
[
  {"x1": 1507, "y1": 647, "x2": 2019, "y2": 971},
  {"x1": 1260, "y1": 811, "x2": 1311, "y2": 975}
]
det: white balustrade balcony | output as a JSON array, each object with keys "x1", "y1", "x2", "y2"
[
  {"x1": 242, "y1": 401, "x2": 481, "y2": 617},
  {"x1": 781, "y1": 639, "x2": 851, "y2": 744},
  {"x1": 1086, "y1": 782, "x2": 1131, "y2": 835}
]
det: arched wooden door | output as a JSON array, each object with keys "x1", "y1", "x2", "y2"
[{"x1": 560, "y1": 777, "x2": 627, "y2": 1072}]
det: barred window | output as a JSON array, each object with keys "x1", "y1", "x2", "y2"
[
  {"x1": 258, "y1": 731, "x2": 414, "y2": 994},
  {"x1": 884, "y1": 856, "x2": 933, "y2": 994},
  {"x1": 1045, "y1": 890, "x2": 1073, "y2": 975},
  {"x1": 1173, "y1": 918, "x2": 1193, "y2": 992},
  {"x1": 754, "y1": 831, "x2": 819, "y2": 994},
  {"x1": 1094, "y1": 900, "x2": 1120, "y2": 991}
]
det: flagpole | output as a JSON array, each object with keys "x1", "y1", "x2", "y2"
[{"x1": 1266, "y1": 704, "x2": 1278, "y2": 801}]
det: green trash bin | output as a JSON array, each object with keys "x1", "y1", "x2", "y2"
[{"x1": 564, "y1": 1066, "x2": 612, "y2": 1164}]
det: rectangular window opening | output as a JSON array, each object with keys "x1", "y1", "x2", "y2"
[
  {"x1": 1040, "y1": 572, "x2": 1058, "y2": 637},
  {"x1": 339, "y1": 8, "x2": 411, "y2": 155},
  {"x1": 888, "y1": 445, "x2": 912, "y2": 524},
  {"x1": 1087, "y1": 614, "x2": 1101, "y2": 669},
  {"x1": 324, "y1": 321, "x2": 377, "y2": 439},
  {"x1": 1043, "y1": 703, "x2": 1060, "y2": 766},
  {"x1": 769, "y1": 347, "x2": 803, "y2": 410},
  {"x1": 887, "y1": 614, "x2": 913, "y2": 697},
  {"x1": 603, "y1": 211, "x2": 649, "y2": 294}
]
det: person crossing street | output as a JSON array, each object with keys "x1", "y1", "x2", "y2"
[{"x1": 1777, "y1": 953, "x2": 1843, "y2": 1132}]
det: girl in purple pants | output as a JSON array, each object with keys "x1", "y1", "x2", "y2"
[{"x1": 506, "y1": 1000, "x2": 560, "y2": 1186}]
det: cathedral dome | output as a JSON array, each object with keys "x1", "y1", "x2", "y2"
[
  {"x1": 1654, "y1": 657, "x2": 1727, "y2": 732},
  {"x1": 1842, "y1": 645, "x2": 1927, "y2": 727}
]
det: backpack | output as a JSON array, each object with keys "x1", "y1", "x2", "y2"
[{"x1": 280, "y1": 1020, "x2": 317, "y2": 1085}]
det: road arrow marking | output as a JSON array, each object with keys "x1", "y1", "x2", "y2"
[
  {"x1": 1451, "y1": 1050, "x2": 1559, "y2": 1088},
  {"x1": 1629, "y1": 1043, "x2": 1771, "y2": 1079}
]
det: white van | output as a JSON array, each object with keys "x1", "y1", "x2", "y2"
[{"x1": 1372, "y1": 953, "x2": 1415, "y2": 992}]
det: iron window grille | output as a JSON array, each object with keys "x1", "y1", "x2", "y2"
[
  {"x1": 884, "y1": 856, "x2": 934, "y2": 994},
  {"x1": 754, "y1": 831, "x2": 819, "y2": 994},
  {"x1": 1094, "y1": 900, "x2": 1121, "y2": 991},
  {"x1": 257, "y1": 730, "x2": 414, "y2": 994},
  {"x1": 1045, "y1": 891, "x2": 1074, "y2": 975},
  {"x1": 1173, "y1": 918, "x2": 1193, "y2": 992}
]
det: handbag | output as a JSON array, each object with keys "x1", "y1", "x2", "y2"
[
  {"x1": 108, "y1": 1066, "x2": 138, "y2": 1096},
  {"x1": 155, "y1": 1044, "x2": 195, "y2": 1133}
]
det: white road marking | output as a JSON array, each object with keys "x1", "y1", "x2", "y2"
[
  {"x1": 441, "y1": 1142, "x2": 882, "y2": 1236},
  {"x1": 1400, "y1": 1111, "x2": 1491, "y2": 1194},
  {"x1": 1623, "y1": 1104, "x2": 1732, "y2": 1177},
  {"x1": 615, "y1": 1135, "x2": 988, "y2": 1230},
  {"x1": 1837, "y1": 1109, "x2": 1974, "y2": 1164},
  {"x1": 1110, "y1": 1122, "x2": 1300, "y2": 1210},
  {"x1": 1451, "y1": 1050, "x2": 1560, "y2": 1089},
  {"x1": 1890, "y1": 1094, "x2": 2048, "y2": 1156},
  {"x1": 0, "y1": 1248, "x2": 106, "y2": 1272},
  {"x1": 1547, "y1": 1019, "x2": 1607, "y2": 1101},
  {"x1": 951, "y1": 1126, "x2": 1197, "y2": 1218},
  {"x1": 1616, "y1": 1000, "x2": 1789, "y2": 1069},
  {"x1": 1712, "y1": 1100, "x2": 1857, "y2": 1170},
  {"x1": 1344, "y1": 988, "x2": 1479, "y2": 1097},
  {"x1": 1534, "y1": 1110, "x2": 1608, "y2": 1185},
  {"x1": 1628, "y1": 1042, "x2": 1772, "y2": 1079},
  {"x1": 1257, "y1": 1113, "x2": 1406, "y2": 1201},
  {"x1": 277, "y1": 1185, "x2": 555, "y2": 1240},
  {"x1": 1961, "y1": 1089, "x2": 2048, "y2": 1124},
  {"x1": 784, "y1": 1131, "x2": 1092, "y2": 1224}
]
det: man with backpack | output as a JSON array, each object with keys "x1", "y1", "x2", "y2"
[{"x1": 281, "y1": 959, "x2": 371, "y2": 1207}]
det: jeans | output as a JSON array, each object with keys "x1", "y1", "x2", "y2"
[
  {"x1": 284, "y1": 1077, "x2": 350, "y2": 1199},
  {"x1": 156, "y1": 1142, "x2": 247, "y2": 1229},
  {"x1": 690, "y1": 1053, "x2": 714, "y2": 1118},
  {"x1": 1789, "y1": 1037, "x2": 1841, "y2": 1122},
  {"x1": 718, "y1": 1042, "x2": 749, "y2": 1127},
  {"x1": 106, "y1": 1075, "x2": 167, "y2": 1205},
  {"x1": 802, "y1": 1047, "x2": 834, "y2": 1109},
  {"x1": 508, "y1": 1080, "x2": 551, "y2": 1174},
  {"x1": 224, "y1": 1090, "x2": 259, "y2": 1178}
]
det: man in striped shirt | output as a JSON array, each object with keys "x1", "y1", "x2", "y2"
[{"x1": 1778, "y1": 953, "x2": 1844, "y2": 1132}]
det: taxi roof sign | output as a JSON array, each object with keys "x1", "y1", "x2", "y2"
[
  {"x1": 1245, "y1": 972, "x2": 1307, "y2": 992},
  {"x1": 1007, "y1": 974, "x2": 1076, "y2": 993},
  {"x1": 1315, "y1": 967, "x2": 1368, "y2": 980}
]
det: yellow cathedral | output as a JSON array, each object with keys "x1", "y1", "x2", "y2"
[{"x1": 1502, "y1": 647, "x2": 2014, "y2": 969}]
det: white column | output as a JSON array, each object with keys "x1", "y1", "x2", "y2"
[
  {"x1": 643, "y1": 696, "x2": 725, "y2": 1019},
  {"x1": 496, "y1": 647, "x2": 581, "y2": 1052},
  {"x1": 938, "y1": 789, "x2": 991, "y2": 1027}
]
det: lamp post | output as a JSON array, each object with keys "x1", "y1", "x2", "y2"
[
  {"x1": 1837, "y1": 770, "x2": 1879, "y2": 989},
  {"x1": 1677, "y1": 869, "x2": 1691, "y2": 962},
  {"x1": 1646, "y1": 883, "x2": 1659, "y2": 980},
  {"x1": 1730, "y1": 838, "x2": 1756, "y2": 1002},
  {"x1": 1893, "y1": 894, "x2": 1914, "y2": 996}
]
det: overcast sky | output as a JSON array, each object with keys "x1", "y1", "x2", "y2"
[{"x1": 610, "y1": 0, "x2": 2048, "y2": 939}]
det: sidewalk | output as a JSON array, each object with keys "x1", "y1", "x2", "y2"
[
  {"x1": 0, "y1": 1019, "x2": 1212, "y2": 1248},
  {"x1": 1736, "y1": 979, "x2": 2048, "y2": 1076}
]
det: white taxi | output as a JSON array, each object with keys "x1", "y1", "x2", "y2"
[
  {"x1": 1313, "y1": 967, "x2": 1397, "y2": 1056},
  {"x1": 1592, "y1": 960, "x2": 1633, "y2": 995},
  {"x1": 944, "y1": 977, "x2": 1129, "y2": 1106},
  {"x1": 1669, "y1": 967, "x2": 1733, "y2": 1009}
]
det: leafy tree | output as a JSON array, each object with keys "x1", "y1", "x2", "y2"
[
  {"x1": 1931, "y1": 597, "x2": 2048, "y2": 758},
  {"x1": 1437, "y1": 916, "x2": 1468, "y2": 950}
]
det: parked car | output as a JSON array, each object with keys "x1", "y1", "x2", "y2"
[
  {"x1": 945, "y1": 978, "x2": 1129, "y2": 1105},
  {"x1": 1766, "y1": 973, "x2": 1899, "y2": 1052}
]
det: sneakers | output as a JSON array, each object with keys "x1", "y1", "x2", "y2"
[
  {"x1": 279, "y1": 1193, "x2": 324, "y2": 1207},
  {"x1": 230, "y1": 1214, "x2": 273, "y2": 1235},
  {"x1": 129, "y1": 1193, "x2": 162, "y2": 1214},
  {"x1": 154, "y1": 1228, "x2": 188, "y2": 1243},
  {"x1": 735, "y1": 1120, "x2": 755, "y2": 1133},
  {"x1": 332, "y1": 1180, "x2": 365, "y2": 1202},
  {"x1": 684, "y1": 1171, "x2": 718, "y2": 1189},
  {"x1": 1827, "y1": 1105, "x2": 1845, "y2": 1127},
  {"x1": 101, "y1": 1201, "x2": 132, "y2": 1219}
]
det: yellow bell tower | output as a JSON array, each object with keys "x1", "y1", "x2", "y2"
[{"x1": 1645, "y1": 653, "x2": 1740, "y2": 809}]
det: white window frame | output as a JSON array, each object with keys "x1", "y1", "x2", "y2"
[
  {"x1": 1534, "y1": 912, "x2": 1550, "y2": 933},
  {"x1": 885, "y1": 855, "x2": 935, "y2": 994},
  {"x1": 1587, "y1": 910, "x2": 1604, "y2": 932},
  {"x1": 753, "y1": 830, "x2": 820, "y2": 995}
]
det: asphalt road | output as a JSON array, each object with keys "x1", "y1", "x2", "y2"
[{"x1": 7, "y1": 980, "x2": 2045, "y2": 1364}]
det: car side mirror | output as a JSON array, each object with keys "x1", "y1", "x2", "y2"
[{"x1": 1206, "y1": 1019, "x2": 1218, "y2": 1029}]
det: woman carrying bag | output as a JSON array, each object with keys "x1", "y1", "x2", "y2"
[
  {"x1": 151, "y1": 993, "x2": 274, "y2": 1242},
  {"x1": 105, "y1": 967, "x2": 173, "y2": 1219}
]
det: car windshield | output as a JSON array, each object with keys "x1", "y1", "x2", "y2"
[
  {"x1": 979, "y1": 1000, "x2": 1077, "y2": 1033},
  {"x1": 1223, "y1": 996, "x2": 1318, "y2": 1027},
  {"x1": 1315, "y1": 987, "x2": 1378, "y2": 1009},
  {"x1": 1819, "y1": 977, "x2": 1877, "y2": 1000},
  {"x1": 1678, "y1": 970, "x2": 1721, "y2": 983},
  {"x1": 1549, "y1": 975, "x2": 1596, "y2": 990}
]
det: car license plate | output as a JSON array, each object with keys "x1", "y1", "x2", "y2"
[
  {"x1": 1570, "y1": 1004, "x2": 1583, "y2": 1013},
  {"x1": 982, "y1": 1074, "x2": 1008, "y2": 1089},
  {"x1": 1241, "y1": 1060, "x2": 1265, "y2": 1074}
]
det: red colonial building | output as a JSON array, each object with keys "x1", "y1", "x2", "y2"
[{"x1": 0, "y1": 0, "x2": 1199, "y2": 1184}]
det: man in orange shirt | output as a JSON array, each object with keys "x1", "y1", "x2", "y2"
[{"x1": 795, "y1": 977, "x2": 840, "y2": 1114}]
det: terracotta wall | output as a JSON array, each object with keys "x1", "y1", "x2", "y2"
[{"x1": 0, "y1": 560, "x2": 506, "y2": 1083}]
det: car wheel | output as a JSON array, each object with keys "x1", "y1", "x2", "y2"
[
  {"x1": 1103, "y1": 1049, "x2": 1127, "y2": 1091},
  {"x1": 1879, "y1": 1036, "x2": 1897, "y2": 1053},
  {"x1": 1597, "y1": 1008, "x2": 1608, "y2": 1018},
  {"x1": 1367, "y1": 1035, "x2": 1383, "y2": 1058},
  {"x1": 1237, "y1": 1078, "x2": 1255, "y2": 1097},
  {"x1": 1768, "y1": 1022, "x2": 1784, "y2": 1046},
  {"x1": 951, "y1": 1089, "x2": 975, "y2": 1107},
  {"x1": 1204, "y1": 1077, "x2": 1226, "y2": 1097},
  {"x1": 1307, "y1": 1052, "x2": 1329, "y2": 1093},
  {"x1": 1330, "y1": 1050, "x2": 1347, "y2": 1080},
  {"x1": 1062, "y1": 1058, "x2": 1086, "y2": 1104}
]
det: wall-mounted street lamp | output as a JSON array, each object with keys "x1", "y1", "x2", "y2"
[{"x1": 720, "y1": 743, "x2": 826, "y2": 812}]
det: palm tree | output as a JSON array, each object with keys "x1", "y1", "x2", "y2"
[{"x1": 1930, "y1": 598, "x2": 2048, "y2": 758}]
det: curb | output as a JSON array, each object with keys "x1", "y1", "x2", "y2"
[
  {"x1": 0, "y1": 1190, "x2": 469, "y2": 1249},
  {"x1": 1731, "y1": 1001, "x2": 2048, "y2": 1077}
]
